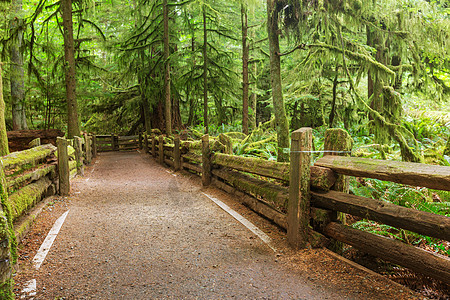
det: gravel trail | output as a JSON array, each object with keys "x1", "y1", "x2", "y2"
[{"x1": 17, "y1": 151, "x2": 420, "y2": 299}]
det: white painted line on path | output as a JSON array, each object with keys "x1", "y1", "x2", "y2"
[
  {"x1": 20, "y1": 279, "x2": 36, "y2": 298},
  {"x1": 202, "y1": 193, "x2": 277, "y2": 253},
  {"x1": 32, "y1": 210, "x2": 70, "y2": 270}
]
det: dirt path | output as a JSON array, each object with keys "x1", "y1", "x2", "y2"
[{"x1": 15, "y1": 151, "x2": 421, "y2": 299}]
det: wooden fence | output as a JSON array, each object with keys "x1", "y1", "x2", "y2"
[
  {"x1": 140, "y1": 128, "x2": 449, "y2": 285},
  {"x1": 0, "y1": 134, "x2": 96, "y2": 296}
]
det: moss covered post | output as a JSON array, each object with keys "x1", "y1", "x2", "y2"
[
  {"x1": 0, "y1": 166, "x2": 14, "y2": 299},
  {"x1": 57, "y1": 137, "x2": 70, "y2": 196},
  {"x1": 158, "y1": 135, "x2": 164, "y2": 164},
  {"x1": 92, "y1": 135, "x2": 97, "y2": 158},
  {"x1": 174, "y1": 136, "x2": 181, "y2": 171},
  {"x1": 202, "y1": 135, "x2": 211, "y2": 186},
  {"x1": 73, "y1": 136, "x2": 84, "y2": 176},
  {"x1": 288, "y1": 128, "x2": 312, "y2": 249},
  {"x1": 151, "y1": 136, "x2": 156, "y2": 157},
  {"x1": 323, "y1": 128, "x2": 353, "y2": 252},
  {"x1": 144, "y1": 132, "x2": 149, "y2": 153},
  {"x1": 138, "y1": 133, "x2": 143, "y2": 149},
  {"x1": 84, "y1": 133, "x2": 92, "y2": 165}
]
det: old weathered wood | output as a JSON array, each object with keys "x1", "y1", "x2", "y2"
[
  {"x1": 144, "y1": 132, "x2": 149, "y2": 153},
  {"x1": 324, "y1": 222, "x2": 450, "y2": 284},
  {"x1": 288, "y1": 127, "x2": 312, "y2": 249},
  {"x1": 183, "y1": 161, "x2": 202, "y2": 174},
  {"x1": 211, "y1": 153, "x2": 336, "y2": 190},
  {"x1": 7, "y1": 176, "x2": 52, "y2": 220},
  {"x1": 138, "y1": 133, "x2": 143, "y2": 149},
  {"x1": 84, "y1": 133, "x2": 92, "y2": 165},
  {"x1": 158, "y1": 135, "x2": 164, "y2": 164},
  {"x1": 92, "y1": 135, "x2": 97, "y2": 158},
  {"x1": 152, "y1": 137, "x2": 156, "y2": 157},
  {"x1": 182, "y1": 153, "x2": 202, "y2": 164},
  {"x1": 7, "y1": 129, "x2": 64, "y2": 152},
  {"x1": 174, "y1": 137, "x2": 181, "y2": 171},
  {"x1": 6, "y1": 164, "x2": 56, "y2": 194},
  {"x1": 57, "y1": 137, "x2": 70, "y2": 196},
  {"x1": 311, "y1": 190, "x2": 450, "y2": 241},
  {"x1": 28, "y1": 138, "x2": 41, "y2": 148},
  {"x1": 202, "y1": 135, "x2": 211, "y2": 186},
  {"x1": 212, "y1": 177, "x2": 288, "y2": 229},
  {"x1": 212, "y1": 168, "x2": 289, "y2": 212},
  {"x1": 118, "y1": 135, "x2": 139, "y2": 141},
  {"x1": 164, "y1": 150, "x2": 174, "y2": 158},
  {"x1": 316, "y1": 156, "x2": 450, "y2": 192},
  {"x1": 73, "y1": 136, "x2": 84, "y2": 176},
  {"x1": 2, "y1": 144, "x2": 56, "y2": 170},
  {"x1": 218, "y1": 133, "x2": 233, "y2": 154}
]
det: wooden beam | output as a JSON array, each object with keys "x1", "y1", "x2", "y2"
[
  {"x1": 202, "y1": 134, "x2": 211, "y2": 186},
  {"x1": 316, "y1": 156, "x2": 450, "y2": 191},
  {"x1": 323, "y1": 222, "x2": 450, "y2": 284},
  {"x1": 311, "y1": 190, "x2": 450, "y2": 241},
  {"x1": 57, "y1": 137, "x2": 69, "y2": 196}
]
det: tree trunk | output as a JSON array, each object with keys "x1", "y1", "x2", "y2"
[
  {"x1": 10, "y1": 0, "x2": 27, "y2": 130},
  {"x1": 249, "y1": 61, "x2": 257, "y2": 130},
  {"x1": 163, "y1": 0, "x2": 172, "y2": 135},
  {"x1": 187, "y1": 36, "x2": 196, "y2": 127},
  {"x1": 203, "y1": 6, "x2": 208, "y2": 134},
  {"x1": 267, "y1": 0, "x2": 289, "y2": 162},
  {"x1": 328, "y1": 65, "x2": 339, "y2": 127},
  {"x1": 61, "y1": 0, "x2": 80, "y2": 139},
  {"x1": 241, "y1": 4, "x2": 249, "y2": 135},
  {"x1": 0, "y1": 62, "x2": 9, "y2": 156}
]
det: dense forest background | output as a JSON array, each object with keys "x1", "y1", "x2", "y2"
[{"x1": 0, "y1": 0, "x2": 450, "y2": 295}]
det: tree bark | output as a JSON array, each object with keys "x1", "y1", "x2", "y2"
[
  {"x1": 10, "y1": 0, "x2": 28, "y2": 130},
  {"x1": 267, "y1": 0, "x2": 289, "y2": 161},
  {"x1": 203, "y1": 6, "x2": 208, "y2": 134},
  {"x1": 0, "y1": 63, "x2": 9, "y2": 156},
  {"x1": 163, "y1": 0, "x2": 172, "y2": 135},
  {"x1": 61, "y1": 0, "x2": 80, "y2": 139},
  {"x1": 241, "y1": 4, "x2": 249, "y2": 135}
]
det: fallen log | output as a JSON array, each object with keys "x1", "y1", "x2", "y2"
[
  {"x1": 7, "y1": 129, "x2": 64, "y2": 152},
  {"x1": 323, "y1": 222, "x2": 450, "y2": 285}
]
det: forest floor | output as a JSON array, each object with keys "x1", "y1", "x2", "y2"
[{"x1": 13, "y1": 151, "x2": 424, "y2": 299}]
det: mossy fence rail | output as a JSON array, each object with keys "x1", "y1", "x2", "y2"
[
  {"x1": 95, "y1": 128, "x2": 450, "y2": 285},
  {"x1": 0, "y1": 134, "x2": 96, "y2": 297}
]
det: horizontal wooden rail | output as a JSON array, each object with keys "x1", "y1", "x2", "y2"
[
  {"x1": 323, "y1": 222, "x2": 450, "y2": 284},
  {"x1": 212, "y1": 168, "x2": 288, "y2": 212},
  {"x1": 182, "y1": 161, "x2": 202, "y2": 173},
  {"x1": 316, "y1": 156, "x2": 450, "y2": 191},
  {"x1": 212, "y1": 153, "x2": 336, "y2": 191},
  {"x1": 311, "y1": 190, "x2": 450, "y2": 241},
  {"x1": 6, "y1": 164, "x2": 56, "y2": 194},
  {"x1": 118, "y1": 135, "x2": 139, "y2": 141},
  {"x1": 2, "y1": 144, "x2": 56, "y2": 170}
]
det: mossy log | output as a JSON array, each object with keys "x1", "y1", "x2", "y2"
[
  {"x1": 182, "y1": 153, "x2": 202, "y2": 164},
  {"x1": 7, "y1": 177, "x2": 51, "y2": 220},
  {"x1": 212, "y1": 177, "x2": 287, "y2": 229},
  {"x1": 323, "y1": 222, "x2": 450, "y2": 285},
  {"x1": 218, "y1": 134, "x2": 233, "y2": 154},
  {"x1": 69, "y1": 160, "x2": 77, "y2": 172},
  {"x1": 182, "y1": 161, "x2": 202, "y2": 174},
  {"x1": 164, "y1": 144, "x2": 174, "y2": 151},
  {"x1": 212, "y1": 168, "x2": 288, "y2": 212},
  {"x1": 223, "y1": 132, "x2": 247, "y2": 140},
  {"x1": 315, "y1": 156, "x2": 450, "y2": 191},
  {"x1": 312, "y1": 190, "x2": 450, "y2": 241},
  {"x1": 1, "y1": 144, "x2": 56, "y2": 170},
  {"x1": 212, "y1": 153, "x2": 336, "y2": 190},
  {"x1": 6, "y1": 164, "x2": 56, "y2": 194}
]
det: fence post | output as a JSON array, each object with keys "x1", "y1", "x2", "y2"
[
  {"x1": 84, "y1": 133, "x2": 92, "y2": 165},
  {"x1": 158, "y1": 135, "x2": 164, "y2": 164},
  {"x1": 0, "y1": 165, "x2": 13, "y2": 298},
  {"x1": 288, "y1": 127, "x2": 312, "y2": 249},
  {"x1": 111, "y1": 134, "x2": 115, "y2": 151},
  {"x1": 202, "y1": 134, "x2": 211, "y2": 186},
  {"x1": 144, "y1": 132, "x2": 149, "y2": 153},
  {"x1": 138, "y1": 133, "x2": 143, "y2": 149},
  {"x1": 73, "y1": 136, "x2": 84, "y2": 176},
  {"x1": 92, "y1": 135, "x2": 97, "y2": 158},
  {"x1": 174, "y1": 136, "x2": 181, "y2": 171},
  {"x1": 151, "y1": 135, "x2": 156, "y2": 157},
  {"x1": 57, "y1": 137, "x2": 70, "y2": 196},
  {"x1": 321, "y1": 128, "x2": 353, "y2": 252}
]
